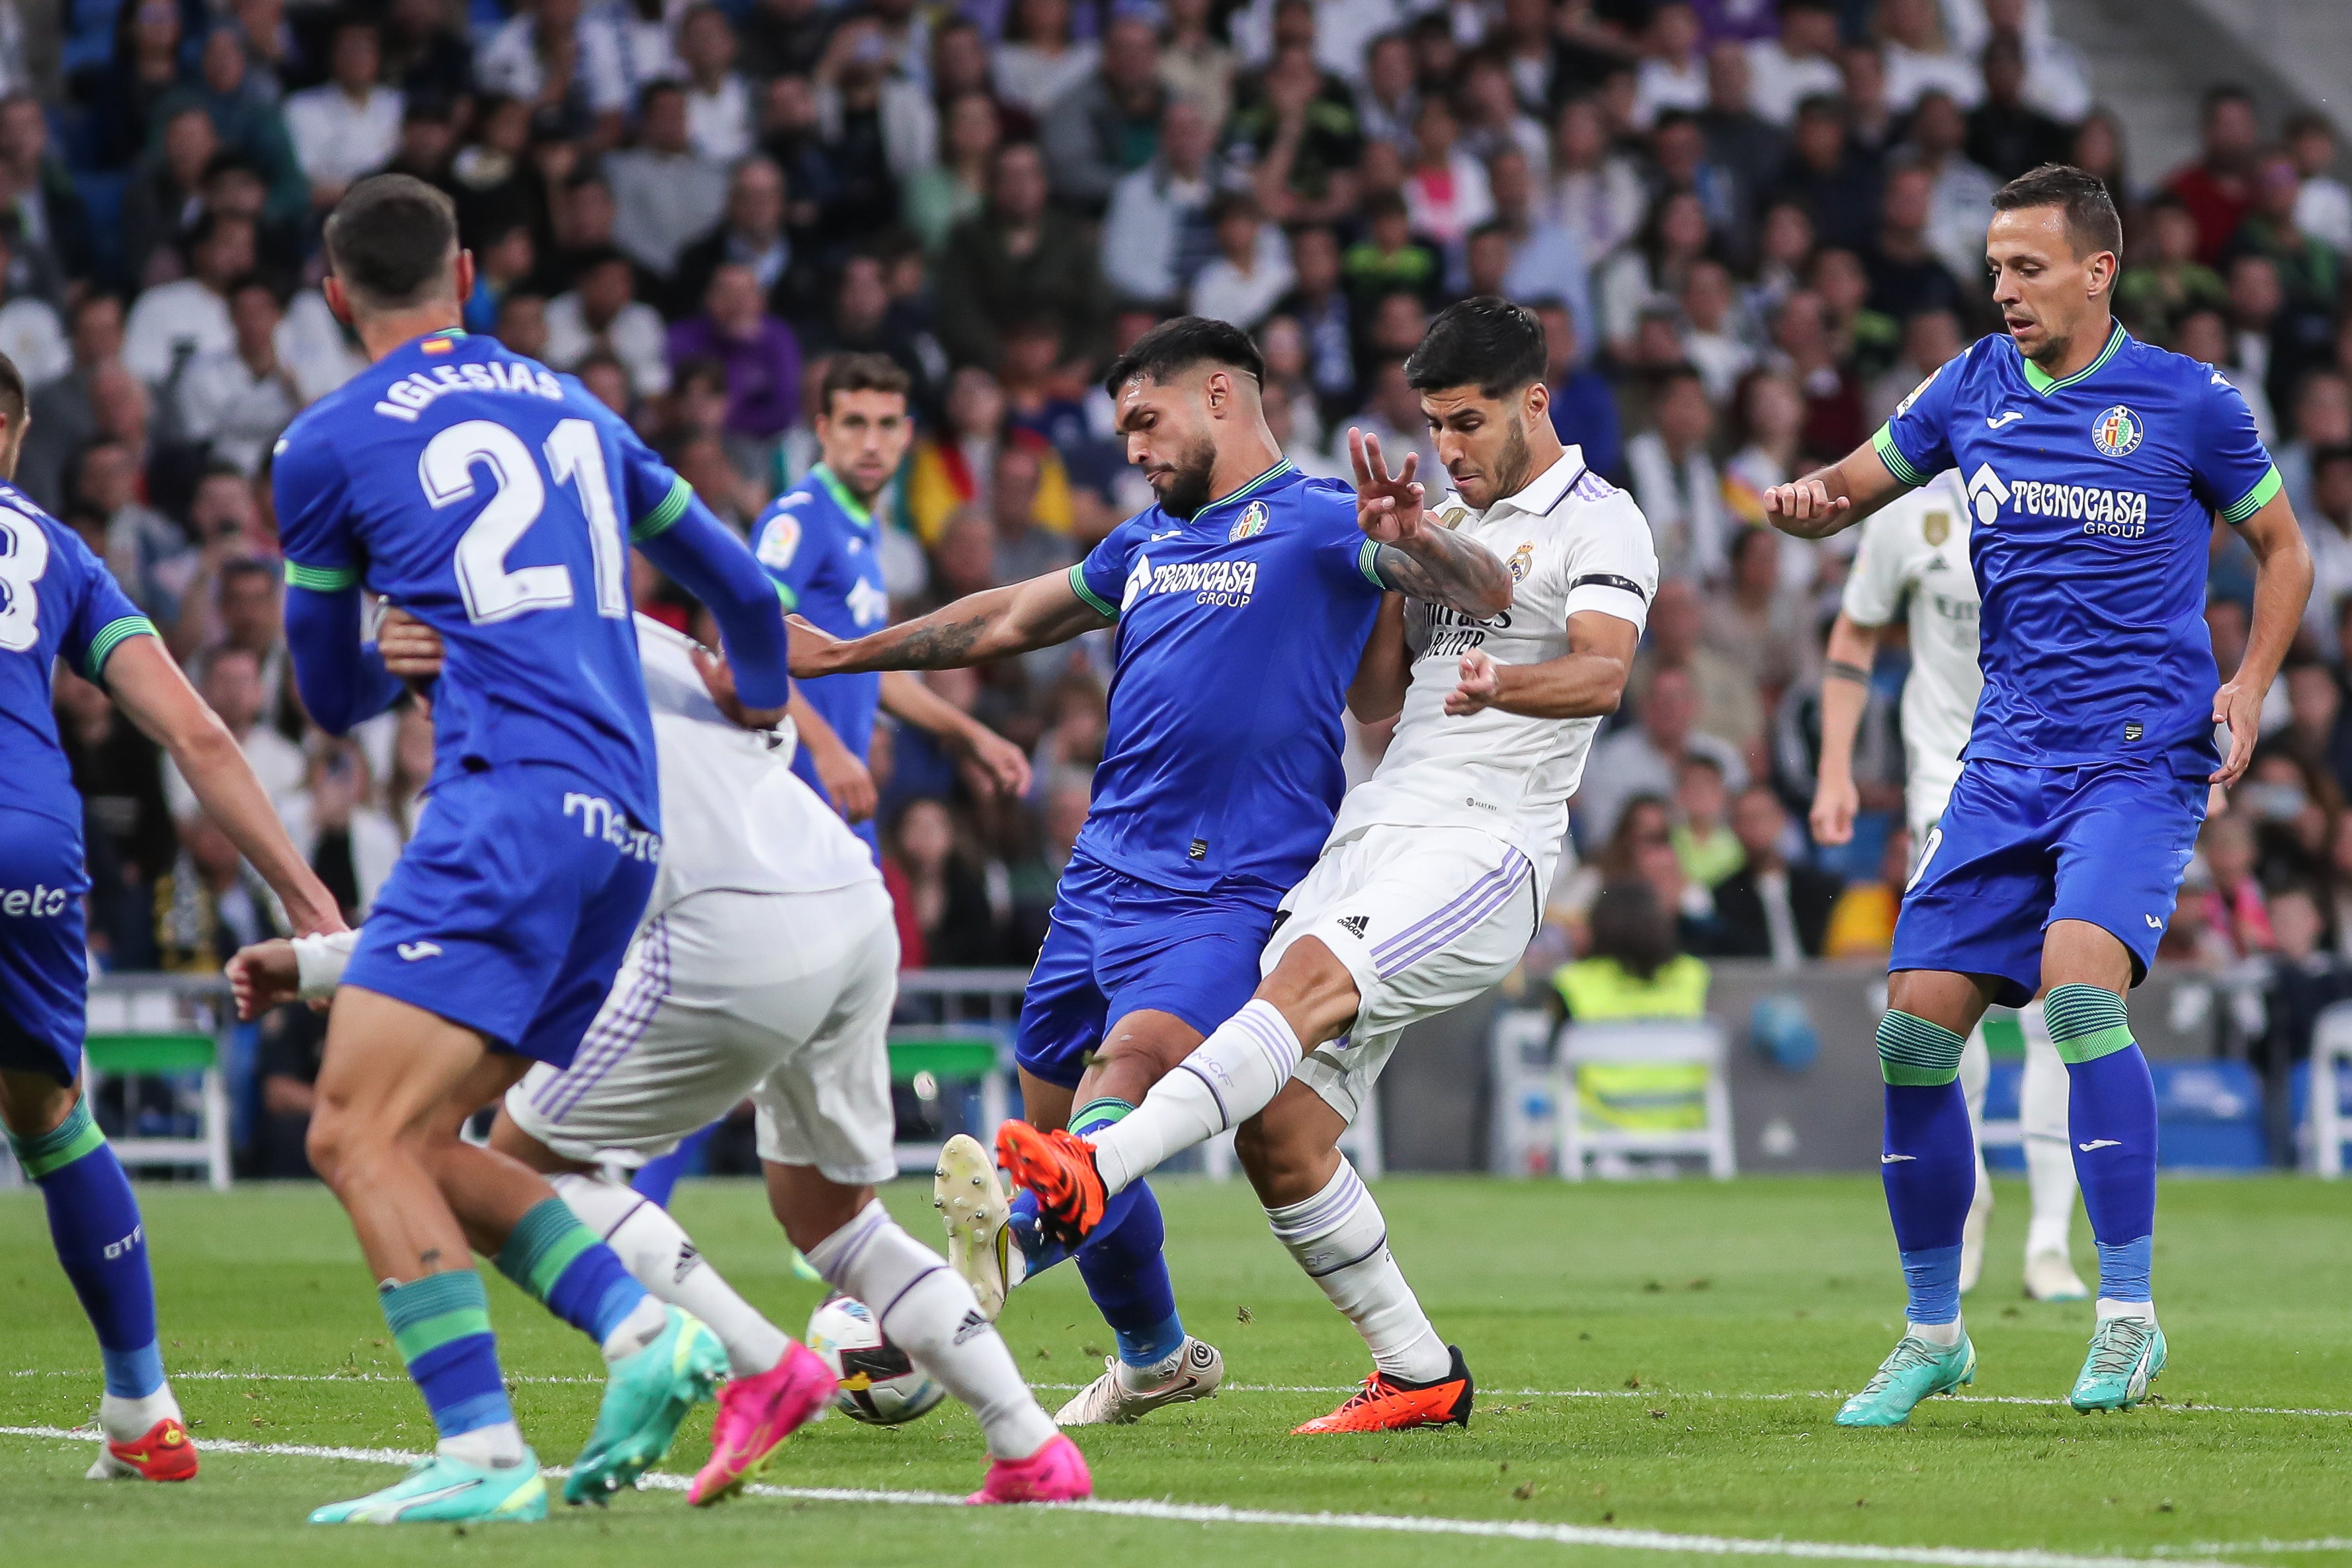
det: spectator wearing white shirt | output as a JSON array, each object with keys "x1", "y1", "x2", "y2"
[
  {"x1": 2303, "y1": 447, "x2": 2352, "y2": 654},
  {"x1": 162, "y1": 646, "x2": 307, "y2": 825},
  {"x1": 1880, "y1": 0, "x2": 1980, "y2": 112},
  {"x1": 1231, "y1": 0, "x2": 1402, "y2": 87},
  {"x1": 1487, "y1": 148, "x2": 1593, "y2": 349},
  {"x1": 1354, "y1": 31, "x2": 1415, "y2": 149},
  {"x1": 1401, "y1": 97, "x2": 1492, "y2": 247},
  {"x1": 545, "y1": 245, "x2": 672, "y2": 397},
  {"x1": 1458, "y1": 54, "x2": 1546, "y2": 178},
  {"x1": 177, "y1": 280, "x2": 302, "y2": 477},
  {"x1": 1976, "y1": 0, "x2": 2090, "y2": 124},
  {"x1": 1633, "y1": 3, "x2": 1708, "y2": 130},
  {"x1": 677, "y1": 1, "x2": 755, "y2": 163},
  {"x1": 607, "y1": 80, "x2": 730, "y2": 282},
  {"x1": 2290, "y1": 112, "x2": 2352, "y2": 255},
  {"x1": 475, "y1": 0, "x2": 632, "y2": 148},
  {"x1": 1189, "y1": 192, "x2": 1293, "y2": 330},
  {"x1": 991, "y1": 0, "x2": 1099, "y2": 118},
  {"x1": 1678, "y1": 259, "x2": 1755, "y2": 405},
  {"x1": 123, "y1": 211, "x2": 257, "y2": 387},
  {"x1": 1546, "y1": 97, "x2": 1647, "y2": 268},
  {"x1": 1745, "y1": 0, "x2": 1844, "y2": 127},
  {"x1": 1906, "y1": 90, "x2": 2002, "y2": 287},
  {"x1": 282, "y1": 17, "x2": 403, "y2": 211},
  {"x1": 0, "y1": 220, "x2": 63, "y2": 387},
  {"x1": 1100, "y1": 99, "x2": 1225, "y2": 305},
  {"x1": 1626, "y1": 366, "x2": 1728, "y2": 584}
]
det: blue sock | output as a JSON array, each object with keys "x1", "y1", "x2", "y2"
[
  {"x1": 1070, "y1": 1098, "x2": 1185, "y2": 1368},
  {"x1": 495, "y1": 1197, "x2": 652, "y2": 1346},
  {"x1": 1007, "y1": 1188, "x2": 1071, "y2": 1277},
  {"x1": 382, "y1": 1270, "x2": 513, "y2": 1438},
  {"x1": 10, "y1": 1097, "x2": 164, "y2": 1397},
  {"x1": 2043, "y1": 985, "x2": 2158, "y2": 1303},
  {"x1": 630, "y1": 1124, "x2": 716, "y2": 1207},
  {"x1": 1876, "y1": 1011, "x2": 1975, "y2": 1327}
]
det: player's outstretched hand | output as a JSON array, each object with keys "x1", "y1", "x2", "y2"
[
  {"x1": 226, "y1": 938, "x2": 300, "y2": 1022},
  {"x1": 787, "y1": 614, "x2": 843, "y2": 677},
  {"x1": 952, "y1": 725, "x2": 1032, "y2": 798},
  {"x1": 2211, "y1": 677, "x2": 2261, "y2": 785},
  {"x1": 691, "y1": 643, "x2": 786, "y2": 731},
  {"x1": 1350, "y1": 427, "x2": 1426, "y2": 546},
  {"x1": 1810, "y1": 772, "x2": 1859, "y2": 846},
  {"x1": 377, "y1": 604, "x2": 444, "y2": 683},
  {"x1": 1761, "y1": 477, "x2": 1851, "y2": 533},
  {"x1": 1445, "y1": 648, "x2": 1503, "y2": 716}
]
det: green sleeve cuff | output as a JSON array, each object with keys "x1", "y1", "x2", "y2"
[
  {"x1": 1068, "y1": 563, "x2": 1118, "y2": 619},
  {"x1": 773, "y1": 579, "x2": 798, "y2": 612},
  {"x1": 631, "y1": 476, "x2": 694, "y2": 542},
  {"x1": 1871, "y1": 425, "x2": 1927, "y2": 489},
  {"x1": 283, "y1": 560, "x2": 360, "y2": 592},
  {"x1": 2220, "y1": 464, "x2": 2283, "y2": 526},
  {"x1": 1357, "y1": 537, "x2": 1388, "y2": 589},
  {"x1": 82, "y1": 615, "x2": 156, "y2": 680}
]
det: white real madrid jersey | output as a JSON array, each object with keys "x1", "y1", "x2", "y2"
[
  {"x1": 1327, "y1": 446, "x2": 1659, "y2": 883},
  {"x1": 634, "y1": 616, "x2": 880, "y2": 915},
  {"x1": 1837, "y1": 470, "x2": 1979, "y2": 823}
]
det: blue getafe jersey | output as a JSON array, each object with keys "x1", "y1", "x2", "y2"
[
  {"x1": 751, "y1": 464, "x2": 891, "y2": 767},
  {"x1": 275, "y1": 328, "x2": 689, "y2": 825},
  {"x1": 1070, "y1": 460, "x2": 1385, "y2": 891},
  {"x1": 1875, "y1": 321, "x2": 2280, "y2": 778},
  {"x1": 0, "y1": 487, "x2": 151, "y2": 833}
]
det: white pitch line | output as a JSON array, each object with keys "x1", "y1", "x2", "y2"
[
  {"x1": 10, "y1": 1370, "x2": 2345, "y2": 1421},
  {"x1": 0, "y1": 1424, "x2": 2255, "y2": 1568},
  {"x1": 2154, "y1": 1546, "x2": 2352, "y2": 1559}
]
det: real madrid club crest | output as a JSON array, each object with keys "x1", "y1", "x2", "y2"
[
  {"x1": 1228, "y1": 500, "x2": 1269, "y2": 542},
  {"x1": 2090, "y1": 404, "x2": 2142, "y2": 458},
  {"x1": 1922, "y1": 510, "x2": 1949, "y2": 546},
  {"x1": 1507, "y1": 542, "x2": 1534, "y2": 582}
]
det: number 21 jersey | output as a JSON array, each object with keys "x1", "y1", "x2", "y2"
[{"x1": 275, "y1": 327, "x2": 689, "y2": 825}]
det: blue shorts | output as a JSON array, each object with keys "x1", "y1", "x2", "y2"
[
  {"x1": 0, "y1": 811, "x2": 90, "y2": 1084},
  {"x1": 1015, "y1": 852, "x2": 1283, "y2": 1090},
  {"x1": 1892, "y1": 759, "x2": 2206, "y2": 1008},
  {"x1": 344, "y1": 763, "x2": 659, "y2": 1067}
]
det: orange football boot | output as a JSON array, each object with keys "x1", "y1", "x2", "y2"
[
  {"x1": 993, "y1": 1122, "x2": 1107, "y2": 1247},
  {"x1": 94, "y1": 1417, "x2": 200, "y2": 1481},
  {"x1": 1292, "y1": 1346, "x2": 1474, "y2": 1434}
]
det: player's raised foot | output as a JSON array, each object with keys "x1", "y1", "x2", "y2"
[
  {"x1": 86, "y1": 1417, "x2": 198, "y2": 1482},
  {"x1": 1292, "y1": 1345, "x2": 1475, "y2": 1434},
  {"x1": 1833, "y1": 1334, "x2": 1976, "y2": 1426},
  {"x1": 993, "y1": 1122, "x2": 1105, "y2": 1249},
  {"x1": 565, "y1": 1306, "x2": 727, "y2": 1506},
  {"x1": 2069, "y1": 1317, "x2": 2165, "y2": 1412},
  {"x1": 1054, "y1": 1337, "x2": 1224, "y2": 1426},
  {"x1": 310, "y1": 1451, "x2": 547, "y2": 1524},
  {"x1": 687, "y1": 1340, "x2": 835, "y2": 1506},
  {"x1": 935, "y1": 1132, "x2": 1014, "y2": 1319},
  {"x1": 967, "y1": 1433, "x2": 1093, "y2": 1505},
  {"x1": 2024, "y1": 1249, "x2": 2091, "y2": 1302}
]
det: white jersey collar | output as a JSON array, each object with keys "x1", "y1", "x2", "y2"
[{"x1": 1466, "y1": 445, "x2": 1586, "y2": 524}]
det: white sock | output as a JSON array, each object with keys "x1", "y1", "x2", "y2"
[
  {"x1": 2096, "y1": 1298, "x2": 2157, "y2": 1325},
  {"x1": 1093, "y1": 1001, "x2": 1304, "y2": 1193},
  {"x1": 807, "y1": 1199, "x2": 1056, "y2": 1461},
  {"x1": 1908, "y1": 1317, "x2": 1965, "y2": 1347},
  {"x1": 2018, "y1": 1022, "x2": 2079, "y2": 1259},
  {"x1": 1265, "y1": 1161, "x2": 1449, "y2": 1384},
  {"x1": 601, "y1": 1295, "x2": 671, "y2": 1362},
  {"x1": 98, "y1": 1384, "x2": 181, "y2": 1444},
  {"x1": 439, "y1": 1419, "x2": 529, "y2": 1467},
  {"x1": 552, "y1": 1172, "x2": 793, "y2": 1377}
]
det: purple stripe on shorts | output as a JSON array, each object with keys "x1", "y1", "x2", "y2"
[
  {"x1": 1373, "y1": 848, "x2": 1531, "y2": 979},
  {"x1": 537, "y1": 917, "x2": 671, "y2": 1122},
  {"x1": 1369, "y1": 856, "x2": 1519, "y2": 968}
]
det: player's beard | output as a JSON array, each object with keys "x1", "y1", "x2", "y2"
[
  {"x1": 1482, "y1": 416, "x2": 1533, "y2": 506},
  {"x1": 1153, "y1": 435, "x2": 1220, "y2": 518}
]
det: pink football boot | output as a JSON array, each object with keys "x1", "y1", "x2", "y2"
[
  {"x1": 966, "y1": 1433, "x2": 1092, "y2": 1505},
  {"x1": 687, "y1": 1341, "x2": 835, "y2": 1505}
]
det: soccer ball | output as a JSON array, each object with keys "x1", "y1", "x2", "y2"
[{"x1": 804, "y1": 1292, "x2": 945, "y2": 1425}]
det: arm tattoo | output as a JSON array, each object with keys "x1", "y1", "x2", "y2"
[
  {"x1": 1374, "y1": 528, "x2": 1513, "y2": 615},
  {"x1": 876, "y1": 615, "x2": 988, "y2": 670},
  {"x1": 1826, "y1": 659, "x2": 1871, "y2": 684}
]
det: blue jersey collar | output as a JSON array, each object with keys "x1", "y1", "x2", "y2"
[
  {"x1": 1189, "y1": 458, "x2": 1297, "y2": 521},
  {"x1": 2017, "y1": 319, "x2": 2126, "y2": 397}
]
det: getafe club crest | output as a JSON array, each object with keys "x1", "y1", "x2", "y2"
[
  {"x1": 1228, "y1": 501, "x2": 1269, "y2": 541},
  {"x1": 2090, "y1": 405, "x2": 2142, "y2": 458},
  {"x1": 1922, "y1": 510, "x2": 1949, "y2": 546},
  {"x1": 1507, "y1": 542, "x2": 1534, "y2": 582}
]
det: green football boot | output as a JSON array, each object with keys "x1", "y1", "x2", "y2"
[
  {"x1": 310, "y1": 1450, "x2": 548, "y2": 1524},
  {"x1": 565, "y1": 1305, "x2": 727, "y2": 1506},
  {"x1": 2069, "y1": 1316, "x2": 2165, "y2": 1411},
  {"x1": 1834, "y1": 1333, "x2": 1977, "y2": 1426}
]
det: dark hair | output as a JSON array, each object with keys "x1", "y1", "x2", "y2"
[
  {"x1": 0, "y1": 349, "x2": 24, "y2": 425},
  {"x1": 821, "y1": 351, "x2": 913, "y2": 415},
  {"x1": 1403, "y1": 296, "x2": 1546, "y2": 398},
  {"x1": 2312, "y1": 442, "x2": 2352, "y2": 475},
  {"x1": 201, "y1": 149, "x2": 263, "y2": 186},
  {"x1": 218, "y1": 556, "x2": 277, "y2": 592},
  {"x1": 1101, "y1": 315, "x2": 1263, "y2": 396},
  {"x1": 2202, "y1": 83, "x2": 2254, "y2": 116},
  {"x1": 1992, "y1": 163, "x2": 2124, "y2": 265},
  {"x1": 1587, "y1": 880, "x2": 1680, "y2": 982},
  {"x1": 671, "y1": 354, "x2": 727, "y2": 395},
  {"x1": 323, "y1": 174, "x2": 460, "y2": 308},
  {"x1": 638, "y1": 78, "x2": 686, "y2": 115}
]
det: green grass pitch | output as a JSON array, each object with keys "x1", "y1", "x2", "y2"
[{"x1": 3, "y1": 1175, "x2": 2346, "y2": 1567}]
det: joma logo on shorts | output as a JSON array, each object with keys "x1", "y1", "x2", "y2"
[{"x1": 562, "y1": 793, "x2": 663, "y2": 862}]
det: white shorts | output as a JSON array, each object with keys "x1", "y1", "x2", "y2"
[
  {"x1": 503, "y1": 881, "x2": 902, "y2": 1186},
  {"x1": 1263, "y1": 824, "x2": 1539, "y2": 1124}
]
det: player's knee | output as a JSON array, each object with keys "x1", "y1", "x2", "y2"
[
  {"x1": 1234, "y1": 1114, "x2": 1339, "y2": 1208},
  {"x1": 0, "y1": 1073, "x2": 77, "y2": 1139},
  {"x1": 1255, "y1": 939, "x2": 1361, "y2": 1042}
]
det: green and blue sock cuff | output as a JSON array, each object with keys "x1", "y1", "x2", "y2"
[
  {"x1": 9, "y1": 1095, "x2": 106, "y2": 1179},
  {"x1": 2043, "y1": 984, "x2": 2136, "y2": 1064},
  {"x1": 1876, "y1": 1011, "x2": 1967, "y2": 1086},
  {"x1": 380, "y1": 1270, "x2": 495, "y2": 1365},
  {"x1": 1070, "y1": 1098, "x2": 1136, "y2": 1138},
  {"x1": 494, "y1": 1197, "x2": 598, "y2": 1302}
]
